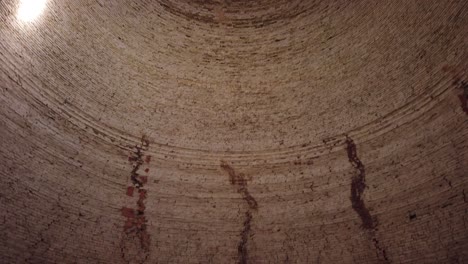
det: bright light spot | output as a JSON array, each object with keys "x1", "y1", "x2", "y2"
[{"x1": 17, "y1": 0, "x2": 47, "y2": 22}]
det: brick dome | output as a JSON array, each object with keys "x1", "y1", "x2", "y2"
[{"x1": 0, "y1": 1, "x2": 467, "y2": 263}]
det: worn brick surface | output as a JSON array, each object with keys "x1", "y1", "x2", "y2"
[{"x1": 0, "y1": 1, "x2": 467, "y2": 263}]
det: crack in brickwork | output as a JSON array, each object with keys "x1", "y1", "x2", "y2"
[
  {"x1": 221, "y1": 161, "x2": 258, "y2": 264},
  {"x1": 24, "y1": 218, "x2": 60, "y2": 262},
  {"x1": 120, "y1": 136, "x2": 151, "y2": 263}
]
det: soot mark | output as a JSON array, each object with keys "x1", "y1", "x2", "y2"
[
  {"x1": 120, "y1": 136, "x2": 151, "y2": 262},
  {"x1": 345, "y1": 136, "x2": 374, "y2": 229},
  {"x1": 221, "y1": 162, "x2": 257, "y2": 264}
]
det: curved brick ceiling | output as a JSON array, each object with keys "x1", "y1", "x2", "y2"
[{"x1": 0, "y1": 0, "x2": 467, "y2": 263}]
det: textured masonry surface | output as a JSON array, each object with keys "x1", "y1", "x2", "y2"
[{"x1": 0, "y1": 1, "x2": 467, "y2": 263}]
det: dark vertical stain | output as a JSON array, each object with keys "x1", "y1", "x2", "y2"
[
  {"x1": 221, "y1": 162, "x2": 258, "y2": 210},
  {"x1": 345, "y1": 136, "x2": 374, "y2": 229},
  {"x1": 221, "y1": 161, "x2": 258, "y2": 264},
  {"x1": 458, "y1": 81, "x2": 468, "y2": 115},
  {"x1": 345, "y1": 136, "x2": 390, "y2": 262},
  {"x1": 452, "y1": 78, "x2": 468, "y2": 115},
  {"x1": 120, "y1": 136, "x2": 151, "y2": 263},
  {"x1": 129, "y1": 137, "x2": 149, "y2": 188},
  {"x1": 372, "y1": 238, "x2": 389, "y2": 262},
  {"x1": 238, "y1": 211, "x2": 252, "y2": 264}
]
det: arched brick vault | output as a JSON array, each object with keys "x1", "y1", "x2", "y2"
[{"x1": 0, "y1": 0, "x2": 467, "y2": 263}]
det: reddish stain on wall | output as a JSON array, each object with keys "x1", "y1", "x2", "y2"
[
  {"x1": 126, "y1": 186, "x2": 135, "y2": 197},
  {"x1": 139, "y1": 176, "x2": 148, "y2": 184},
  {"x1": 121, "y1": 207, "x2": 135, "y2": 218},
  {"x1": 145, "y1": 155, "x2": 152, "y2": 163},
  {"x1": 120, "y1": 136, "x2": 152, "y2": 255}
]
